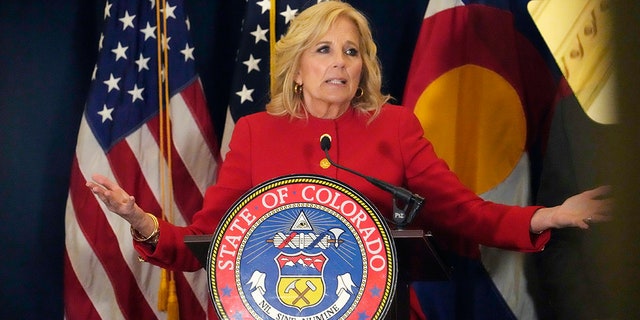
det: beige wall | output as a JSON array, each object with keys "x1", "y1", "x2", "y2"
[{"x1": 529, "y1": 0, "x2": 617, "y2": 124}]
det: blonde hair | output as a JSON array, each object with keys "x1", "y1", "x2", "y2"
[{"x1": 266, "y1": 0, "x2": 390, "y2": 119}]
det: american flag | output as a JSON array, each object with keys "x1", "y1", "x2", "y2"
[
  {"x1": 227, "y1": 0, "x2": 320, "y2": 122},
  {"x1": 63, "y1": 0, "x2": 220, "y2": 319}
]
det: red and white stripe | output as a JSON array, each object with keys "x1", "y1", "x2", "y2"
[{"x1": 64, "y1": 79, "x2": 219, "y2": 320}]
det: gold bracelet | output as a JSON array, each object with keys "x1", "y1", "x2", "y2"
[{"x1": 130, "y1": 213, "x2": 160, "y2": 243}]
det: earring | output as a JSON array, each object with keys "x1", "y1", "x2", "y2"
[
  {"x1": 354, "y1": 87, "x2": 364, "y2": 98},
  {"x1": 294, "y1": 83, "x2": 303, "y2": 95}
]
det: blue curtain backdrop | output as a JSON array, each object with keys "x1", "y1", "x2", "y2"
[{"x1": 0, "y1": 1, "x2": 427, "y2": 318}]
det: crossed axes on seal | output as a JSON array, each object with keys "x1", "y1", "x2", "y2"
[{"x1": 284, "y1": 279, "x2": 317, "y2": 305}]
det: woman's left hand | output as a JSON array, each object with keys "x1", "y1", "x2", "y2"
[{"x1": 530, "y1": 185, "x2": 613, "y2": 233}]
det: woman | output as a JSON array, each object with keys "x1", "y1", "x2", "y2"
[{"x1": 87, "y1": 0, "x2": 612, "y2": 317}]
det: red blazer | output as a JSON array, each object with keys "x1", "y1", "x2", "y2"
[{"x1": 136, "y1": 104, "x2": 548, "y2": 270}]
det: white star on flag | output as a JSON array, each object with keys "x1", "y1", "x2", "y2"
[
  {"x1": 257, "y1": 0, "x2": 270, "y2": 14},
  {"x1": 127, "y1": 84, "x2": 144, "y2": 102},
  {"x1": 97, "y1": 104, "x2": 114, "y2": 123},
  {"x1": 103, "y1": 73, "x2": 121, "y2": 92},
  {"x1": 140, "y1": 22, "x2": 157, "y2": 40},
  {"x1": 280, "y1": 5, "x2": 298, "y2": 24},
  {"x1": 135, "y1": 53, "x2": 150, "y2": 71},
  {"x1": 119, "y1": 11, "x2": 136, "y2": 30},
  {"x1": 243, "y1": 54, "x2": 261, "y2": 73},
  {"x1": 251, "y1": 25, "x2": 269, "y2": 44},
  {"x1": 236, "y1": 84, "x2": 254, "y2": 103},
  {"x1": 111, "y1": 42, "x2": 128, "y2": 61},
  {"x1": 180, "y1": 43, "x2": 195, "y2": 62}
]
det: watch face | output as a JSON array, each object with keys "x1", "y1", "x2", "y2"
[{"x1": 208, "y1": 174, "x2": 397, "y2": 320}]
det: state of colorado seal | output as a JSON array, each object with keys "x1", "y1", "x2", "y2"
[{"x1": 208, "y1": 175, "x2": 397, "y2": 319}]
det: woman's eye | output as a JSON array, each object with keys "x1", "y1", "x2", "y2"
[
  {"x1": 317, "y1": 45, "x2": 330, "y2": 53},
  {"x1": 345, "y1": 48, "x2": 359, "y2": 56}
]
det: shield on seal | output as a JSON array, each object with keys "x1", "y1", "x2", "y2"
[{"x1": 275, "y1": 252, "x2": 326, "y2": 310}]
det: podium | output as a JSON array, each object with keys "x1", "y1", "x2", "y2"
[
  {"x1": 386, "y1": 229, "x2": 450, "y2": 319},
  {"x1": 185, "y1": 174, "x2": 450, "y2": 319},
  {"x1": 185, "y1": 228, "x2": 450, "y2": 320}
]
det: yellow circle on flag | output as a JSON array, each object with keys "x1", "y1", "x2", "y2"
[{"x1": 414, "y1": 65, "x2": 526, "y2": 194}]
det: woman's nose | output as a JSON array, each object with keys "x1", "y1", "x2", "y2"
[{"x1": 332, "y1": 53, "x2": 346, "y2": 68}]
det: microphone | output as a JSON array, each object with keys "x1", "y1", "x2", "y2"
[{"x1": 319, "y1": 134, "x2": 424, "y2": 228}]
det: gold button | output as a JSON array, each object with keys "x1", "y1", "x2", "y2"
[{"x1": 320, "y1": 158, "x2": 331, "y2": 169}]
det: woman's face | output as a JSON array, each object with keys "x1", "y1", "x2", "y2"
[{"x1": 295, "y1": 16, "x2": 363, "y2": 118}]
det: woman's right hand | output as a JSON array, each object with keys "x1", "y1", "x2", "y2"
[{"x1": 86, "y1": 174, "x2": 155, "y2": 236}]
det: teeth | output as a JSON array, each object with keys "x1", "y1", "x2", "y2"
[{"x1": 327, "y1": 79, "x2": 345, "y2": 84}]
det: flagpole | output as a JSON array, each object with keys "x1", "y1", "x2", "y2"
[
  {"x1": 154, "y1": 0, "x2": 169, "y2": 313},
  {"x1": 160, "y1": 1, "x2": 178, "y2": 315},
  {"x1": 155, "y1": 0, "x2": 178, "y2": 318},
  {"x1": 269, "y1": 0, "x2": 276, "y2": 95}
]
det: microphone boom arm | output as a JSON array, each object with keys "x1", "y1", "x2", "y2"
[{"x1": 322, "y1": 149, "x2": 424, "y2": 229}]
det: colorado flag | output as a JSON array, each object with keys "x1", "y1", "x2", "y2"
[{"x1": 403, "y1": 0, "x2": 568, "y2": 319}]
